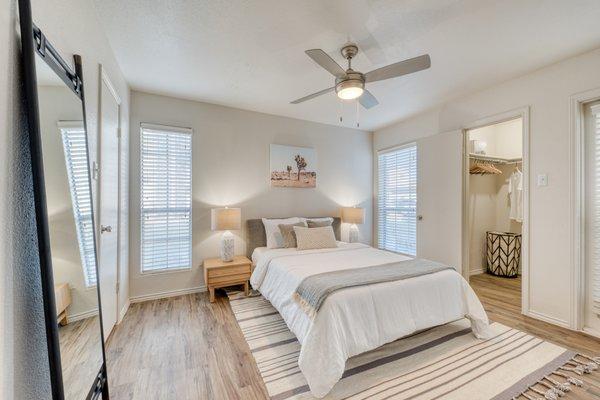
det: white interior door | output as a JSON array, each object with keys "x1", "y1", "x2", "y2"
[
  {"x1": 98, "y1": 72, "x2": 120, "y2": 341},
  {"x1": 417, "y1": 130, "x2": 463, "y2": 272}
]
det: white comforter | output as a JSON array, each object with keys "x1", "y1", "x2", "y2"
[{"x1": 250, "y1": 243, "x2": 491, "y2": 398}]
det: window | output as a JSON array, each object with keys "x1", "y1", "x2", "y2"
[
  {"x1": 377, "y1": 143, "x2": 417, "y2": 256},
  {"x1": 140, "y1": 124, "x2": 192, "y2": 272},
  {"x1": 60, "y1": 125, "x2": 97, "y2": 287},
  {"x1": 586, "y1": 102, "x2": 600, "y2": 315}
]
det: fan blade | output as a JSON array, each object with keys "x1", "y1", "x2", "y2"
[
  {"x1": 365, "y1": 54, "x2": 431, "y2": 83},
  {"x1": 305, "y1": 49, "x2": 346, "y2": 78},
  {"x1": 290, "y1": 87, "x2": 335, "y2": 104},
  {"x1": 359, "y1": 89, "x2": 378, "y2": 109}
]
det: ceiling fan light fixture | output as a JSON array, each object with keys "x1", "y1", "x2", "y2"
[
  {"x1": 336, "y1": 79, "x2": 364, "y2": 100},
  {"x1": 291, "y1": 43, "x2": 430, "y2": 108}
]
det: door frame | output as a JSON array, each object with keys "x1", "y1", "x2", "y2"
[
  {"x1": 570, "y1": 87, "x2": 600, "y2": 335},
  {"x1": 97, "y1": 64, "x2": 122, "y2": 326},
  {"x1": 461, "y1": 106, "x2": 530, "y2": 315}
]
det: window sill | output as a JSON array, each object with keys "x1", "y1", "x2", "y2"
[{"x1": 140, "y1": 266, "x2": 193, "y2": 276}]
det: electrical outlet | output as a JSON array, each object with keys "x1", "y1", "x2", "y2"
[{"x1": 537, "y1": 174, "x2": 548, "y2": 187}]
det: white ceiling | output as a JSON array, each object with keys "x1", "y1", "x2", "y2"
[{"x1": 93, "y1": 0, "x2": 600, "y2": 131}]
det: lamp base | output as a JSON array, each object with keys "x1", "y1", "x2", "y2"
[
  {"x1": 349, "y1": 224, "x2": 359, "y2": 243},
  {"x1": 220, "y1": 231, "x2": 234, "y2": 262}
]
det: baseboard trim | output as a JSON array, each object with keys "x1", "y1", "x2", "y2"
[
  {"x1": 129, "y1": 285, "x2": 207, "y2": 303},
  {"x1": 582, "y1": 326, "x2": 600, "y2": 339},
  {"x1": 526, "y1": 309, "x2": 570, "y2": 329},
  {"x1": 581, "y1": 327, "x2": 600, "y2": 339},
  {"x1": 470, "y1": 268, "x2": 485, "y2": 276},
  {"x1": 68, "y1": 308, "x2": 99, "y2": 322},
  {"x1": 118, "y1": 299, "x2": 130, "y2": 323}
]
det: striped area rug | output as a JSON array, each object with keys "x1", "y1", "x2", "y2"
[{"x1": 227, "y1": 291, "x2": 600, "y2": 400}]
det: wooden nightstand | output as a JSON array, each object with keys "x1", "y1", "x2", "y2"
[{"x1": 203, "y1": 255, "x2": 252, "y2": 303}]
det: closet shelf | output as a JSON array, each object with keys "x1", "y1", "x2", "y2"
[{"x1": 469, "y1": 153, "x2": 522, "y2": 165}]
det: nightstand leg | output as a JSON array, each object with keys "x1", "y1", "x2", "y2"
[
  {"x1": 209, "y1": 287, "x2": 215, "y2": 303},
  {"x1": 244, "y1": 281, "x2": 249, "y2": 296}
]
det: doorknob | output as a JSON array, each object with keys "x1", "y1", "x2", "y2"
[{"x1": 101, "y1": 225, "x2": 113, "y2": 234}]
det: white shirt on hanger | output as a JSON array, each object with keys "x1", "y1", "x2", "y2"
[{"x1": 508, "y1": 169, "x2": 523, "y2": 222}]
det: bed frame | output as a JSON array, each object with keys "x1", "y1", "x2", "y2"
[{"x1": 246, "y1": 217, "x2": 341, "y2": 258}]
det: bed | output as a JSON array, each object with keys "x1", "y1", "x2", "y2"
[{"x1": 247, "y1": 217, "x2": 491, "y2": 398}]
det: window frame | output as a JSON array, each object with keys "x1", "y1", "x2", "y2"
[
  {"x1": 139, "y1": 123, "x2": 193, "y2": 275},
  {"x1": 376, "y1": 142, "x2": 418, "y2": 257}
]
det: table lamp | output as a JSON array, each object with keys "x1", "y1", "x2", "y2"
[
  {"x1": 211, "y1": 207, "x2": 241, "y2": 262},
  {"x1": 341, "y1": 207, "x2": 364, "y2": 243}
]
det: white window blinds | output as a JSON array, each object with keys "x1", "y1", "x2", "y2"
[
  {"x1": 377, "y1": 144, "x2": 417, "y2": 256},
  {"x1": 61, "y1": 127, "x2": 97, "y2": 287},
  {"x1": 589, "y1": 103, "x2": 600, "y2": 315},
  {"x1": 140, "y1": 125, "x2": 192, "y2": 272}
]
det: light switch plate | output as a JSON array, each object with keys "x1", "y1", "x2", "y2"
[{"x1": 537, "y1": 173, "x2": 548, "y2": 187}]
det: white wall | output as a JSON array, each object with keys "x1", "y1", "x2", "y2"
[
  {"x1": 468, "y1": 173, "x2": 497, "y2": 273},
  {"x1": 469, "y1": 118, "x2": 522, "y2": 160},
  {"x1": 374, "y1": 46, "x2": 600, "y2": 328},
  {"x1": 129, "y1": 91, "x2": 373, "y2": 300},
  {"x1": 1, "y1": 2, "x2": 21, "y2": 398},
  {"x1": 32, "y1": 0, "x2": 131, "y2": 321}
]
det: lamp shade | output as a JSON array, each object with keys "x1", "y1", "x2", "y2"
[
  {"x1": 341, "y1": 207, "x2": 365, "y2": 224},
  {"x1": 211, "y1": 208, "x2": 241, "y2": 231}
]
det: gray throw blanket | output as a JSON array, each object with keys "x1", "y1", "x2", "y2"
[{"x1": 292, "y1": 259, "x2": 453, "y2": 320}]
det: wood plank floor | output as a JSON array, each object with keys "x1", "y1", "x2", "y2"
[
  {"x1": 469, "y1": 273, "x2": 600, "y2": 355},
  {"x1": 106, "y1": 290, "x2": 269, "y2": 400},
  {"x1": 59, "y1": 316, "x2": 104, "y2": 400},
  {"x1": 106, "y1": 279, "x2": 600, "y2": 399}
]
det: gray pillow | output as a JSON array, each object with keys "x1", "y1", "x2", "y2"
[
  {"x1": 278, "y1": 222, "x2": 307, "y2": 248},
  {"x1": 307, "y1": 219, "x2": 332, "y2": 228}
]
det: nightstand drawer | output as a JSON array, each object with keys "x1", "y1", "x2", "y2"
[
  {"x1": 209, "y1": 274, "x2": 250, "y2": 286},
  {"x1": 208, "y1": 264, "x2": 250, "y2": 278}
]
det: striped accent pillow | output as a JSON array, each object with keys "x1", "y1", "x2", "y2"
[
  {"x1": 293, "y1": 226, "x2": 337, "y2": 250},
  {"x1": 306, "y1": 219, "x2": 333, "y2": 228},
  {"x1": 278, "y1": 222, "x2": 307, "y2": 248}
]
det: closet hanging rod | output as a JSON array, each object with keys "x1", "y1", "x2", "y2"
[{"x1": 469, "y1": 153, "x2": 522, "y2": 165}]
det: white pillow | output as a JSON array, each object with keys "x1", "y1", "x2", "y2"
[
  {"x1": 293, "y1": 226, "x2": 338, "y2": 250},
  {"x1": 262, "y1": 217, "x2": 303, "y2": 248}
]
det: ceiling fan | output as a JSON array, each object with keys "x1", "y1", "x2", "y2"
[{"x1": 291, "y1": 43, "x2": 431, "y2": 109}]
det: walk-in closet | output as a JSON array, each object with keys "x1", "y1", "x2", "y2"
[{"x1": 467, "y1": 118, "x2": 523, "y2": 283}]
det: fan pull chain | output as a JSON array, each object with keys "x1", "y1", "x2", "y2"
[
  {"x1": 339, "y1": 99, "x2": 343, "y2": 123},
  {"x1": 356, "y1": 100, "x2": 360, "y2": 128}
]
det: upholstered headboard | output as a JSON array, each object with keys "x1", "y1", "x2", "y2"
[{"x1": 246, "y1": 217, "x2": 341, "y2": 258}]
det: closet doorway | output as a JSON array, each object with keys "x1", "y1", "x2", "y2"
[{"x1": 463, "y1": 114, "x2": 528, "y2": 313}]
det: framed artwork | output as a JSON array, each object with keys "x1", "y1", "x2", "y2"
[{"x1": 270, "y1": 144, "x2": 317, "y2": 188}]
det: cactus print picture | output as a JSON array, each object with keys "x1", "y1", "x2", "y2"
[{"x1": 270, "y1": 144, "x2": 317, "y2": 188}]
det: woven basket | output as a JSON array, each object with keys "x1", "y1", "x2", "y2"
[{"x1": 486, "y1": 231, "x2": 522, "y2": 278}]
